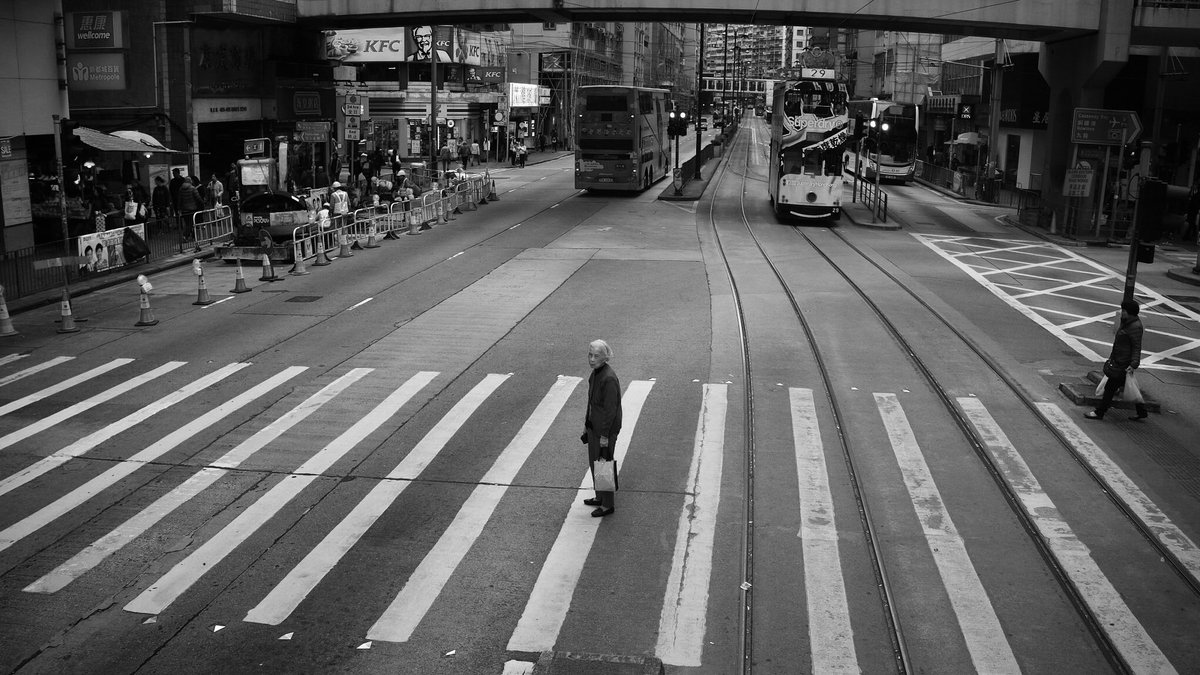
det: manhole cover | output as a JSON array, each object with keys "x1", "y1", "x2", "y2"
[{"x1": 285, "y1": 296, "x2": 322, "y2": 303}]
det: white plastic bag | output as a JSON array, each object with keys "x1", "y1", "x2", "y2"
[{"x1": 1122, "y1": 372, "x2": 1144, "y2": 403}]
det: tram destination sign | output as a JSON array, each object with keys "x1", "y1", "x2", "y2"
[{"x1": 1072, "y1": 108, "x2": 1142, "y2": 146}]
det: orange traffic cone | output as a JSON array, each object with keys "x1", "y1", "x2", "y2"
[
  {"x1": 56, "y1": 289, "x2": 80, "y2": 334},
  {"x1": 231, "y1": 259, "x2": 252, "y2": 293},
  {"x1": 314, "y1": 238, "x2": 333, "y2": 266},
  {"x1": 338, "y1": 232, "x2": 354, "y2": 258},
  {"x1": 0, "y1": 284, "x2": 17, "y2": 337},
  {"x1": 193, "y1": 272, "x2": 214, "y2": 305},
  {"x1": 364, "y1": 226, "x2": 380, "y2": 248},
  {"x1": 135, "y1": 291, "x2": 159, "y2": 326},
  {"x1": 260, "y1": 253, "x2": 282, "y2": 281}
]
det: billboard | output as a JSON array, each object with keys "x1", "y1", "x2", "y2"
[
  {"x1": 509, "y1": 83, "x2": 540, "y2": 108},
  {"x1": 323, "y1": 27, "x2": 480, "y2": 65}
]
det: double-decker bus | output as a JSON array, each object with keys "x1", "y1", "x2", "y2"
[
  {"x1": 575, "y1": 86, "x2": 671, "y2": 191},
  {"x1": 767, "y1": 69, "x2": 850, "y2": 220},
  {"x1": 843, "y1": 99, "x2": 920, "y2": 183}
]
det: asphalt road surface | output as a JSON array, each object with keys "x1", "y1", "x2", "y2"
[{"x1": 2, "y1": 120, "x2": 1199, "y2": 674}]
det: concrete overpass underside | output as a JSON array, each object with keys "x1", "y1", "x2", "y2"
[
  {"x1": 298, "y1": 0, "x2": 1098, "y2": 43},
  {"x1": 298, "y1": 0, "x2": 1200, "y2": 46}
]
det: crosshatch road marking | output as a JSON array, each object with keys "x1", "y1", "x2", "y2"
[{"x1": 916, "y1": 234, "x2": 1200, "y2": 374}]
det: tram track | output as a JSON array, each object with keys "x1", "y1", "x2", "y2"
[{"x1": 704, "y1": 120, "x2": 1200, "y2": 673}]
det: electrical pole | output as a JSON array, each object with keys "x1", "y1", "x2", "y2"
[
  {"x1": 695, "y1": 23, "x2": 704, "y2": 180},
  {"x1": 723, "y1": 25, "x2": 728, "y2": 126},
  {"x1": 429, "y1": 27, "x2": 439, "y2": 175}
]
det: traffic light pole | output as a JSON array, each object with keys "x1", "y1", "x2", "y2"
[
  {"x1": 52, "y1": 114, "x2": 72, "y2": 293},
  {"x1": 695, "y1": 22, "x2": 704, "y2": 181}
]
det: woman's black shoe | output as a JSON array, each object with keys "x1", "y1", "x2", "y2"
[
  {"x1": 583, "y1": 498, "x2": 602, "y2": 506},
  {"x1": 591, "y1": 507, "x2": 614, "y2": 517}
]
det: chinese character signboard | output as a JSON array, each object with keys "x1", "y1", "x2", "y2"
[
  {"x1": 67, "y1": 52, "x2": 127, "y2": 91},
  {"x1": 1071, "y1": 108, "x2": 1142, "y2": 146},
  {"x1": 192, "y1": 30, "x2": 263, "y2": 97},
  {"x1": 67, "y1": 12, "x2": 123, "y2": 49},
  {"x1": 509, "y1": 83, "x2": 539, "y2": 108}
]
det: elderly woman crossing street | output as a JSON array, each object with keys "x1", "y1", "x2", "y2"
[{"x1": 581, "y1": 339, "x2": 622, "y2": 517}]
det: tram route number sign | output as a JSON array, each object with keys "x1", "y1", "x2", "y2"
[{"x1": 1072, "y1": 108, "x2": 1142, "y2": 146}]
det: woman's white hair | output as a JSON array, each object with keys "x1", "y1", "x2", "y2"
[{"x1": 589, "y1": 339, "x2": 613, "y2": 361}]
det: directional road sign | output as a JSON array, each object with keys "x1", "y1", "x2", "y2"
[{"x1": 1072, "y1": 108, "x2": 1142, "y2": 146}]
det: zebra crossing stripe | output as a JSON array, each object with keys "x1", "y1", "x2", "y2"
[
  {"x1": 0, "y1": 363, "x2": 248, "y2": 499},
  {"x1": 1035, "y1": 402, "x2": 1200, "y2": 585},
  {"x1": 0, "y1": 358, "x2": 132, "y2": 420},
  {"x1": 0, "y1": 355, "x2": 72, "y2": 388},
  {"x1": 24, "y1": 368, "x2": 368, "y2": 595},
  {"x1": 124, "y1": 371, "x2": 438, "y2": 616},
  {"x1": 0, "y1": 361, "x2": 184, "y2": 453},
  {"x1": 790, "y1": 387, "x2": 858, "y2": 672},
  {"x1": 0, "y1": 353, "x2": 30, "y2": 369},
  {"x1": 244, "y1": 372, "x2": 512, "y2": 626},
  {"x1": 874, "y1": 393, "x2": 1019, "y2": 673},
  {"x1": 366, "y1": 374, "x2": 583, "y2": 643},
  {"x1": 656, "y1": 383, "x2": 727, "y2": 667},
  {"x1": 961, "y1": 398, "x2": 1176, "y2": 673},
  {"x1": 506, "y1": 380, "x2": 656, "y2": 652},
  {"x1": 0, "y1": 367, "x2": 307, "y2": 555}
]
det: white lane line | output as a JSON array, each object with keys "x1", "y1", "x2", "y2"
[
  {"x1": 367, "y1": 375, "x2": 582, "y2": 643},
  {"x1": 25, "y1": 369, "x2": 369, "y2": 594},
  {"x1": 656, "y1": 383, "x2": 727, "y2": 667},
  {"x1": 874, "y1": 393, "x2": 1019, "y2": 673},
  {"x1": 0, "y1": 354, "x2": 31, "y2": 369},
  {"x1": 0, "y1": 360, "x2": 180, "y2": 452},
  {"x1": 0, "y1": 367, "x2": 307, "y2": 555},
  {"x1": 0, "y1": 363, "x2": 249, "y2": 499},
  {"x1": 507, "y1": 380, "x2": 655, "y2": 652},
  {"x1": 0, "y1": 355, "x2": 72, "y2": 387},
  {"x1": 791, "y1": 388, "x2": 858, "y2": 672},
  {"x1": 244, "y1": 372, "x2": 511, "y2": 626},
  {"x1": 202, "y1": 296, "x2": 235, "y2": 308},
  {"x1": 1035, "y1": 402, "x2": 1200, "y2": 586},
  {"x1": 124, "y1": 370, "x2": 436, "y2": 616},
  {"x1": 0, "y1": 358, "x2": 132, "y2": 418},
  {"x1": 347, "y1": 298, "x2": 373, "y2": 311},
  {"x1": 962, "y1": 398, "x2": 1177, "y2": 673}
]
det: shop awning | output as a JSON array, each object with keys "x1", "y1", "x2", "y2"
[{"x1": 73, "y1": 126, "x2": 187, "y2": 154}]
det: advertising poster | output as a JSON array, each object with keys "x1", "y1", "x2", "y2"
[{"x1": 77, "y1": 223, "x2": 145, "y2": 273}]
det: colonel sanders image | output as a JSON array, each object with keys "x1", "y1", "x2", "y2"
[
  {"x1": 324, "y1": 31, "x2": 360, "y2": 60},
  {"x1": 406, "y1": 26, "x2": 452, "y2": 62}
]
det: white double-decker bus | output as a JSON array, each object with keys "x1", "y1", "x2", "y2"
[
  {"x1": 843, "y1": 99, "x2": 920, "y2": 183},
  {"x1": 574, "y1": 86, "x2": 670, "y2": 191},
  {"x1": 767, "y1": 67, "x2": 850, "y2": 220}
]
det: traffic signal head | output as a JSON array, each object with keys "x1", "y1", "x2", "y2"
[
  {"x1": 852, "y1": 115, "x2": 865, "y2": 140},
  {"x1": 1136, "y1": 178, "x2": 1168, "y2": 243},
  {"x1": 60, "y1": 118, "x2": 84, "y2": 166}
]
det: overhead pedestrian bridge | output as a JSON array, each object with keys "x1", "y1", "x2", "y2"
[{"x1": 298, "y1": 0, "x2": 1200, "y2": 46}]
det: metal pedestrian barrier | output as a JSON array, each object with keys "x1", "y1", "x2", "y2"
[{"x1": 191, "y1": 206, "x2": 235, "y2": 251}]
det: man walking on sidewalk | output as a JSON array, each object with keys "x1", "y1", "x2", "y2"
[{"x1": 1085, "y1": 299, "x2": 1148, "y2": 421}]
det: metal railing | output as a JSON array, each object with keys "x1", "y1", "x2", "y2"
[{"x1": 0, "y1": 216, "x2": 196, "y2": 301}]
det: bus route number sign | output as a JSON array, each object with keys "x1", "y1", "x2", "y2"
[{"x1": 801, "y1": 68, "x2": 835, "y2": 80}]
